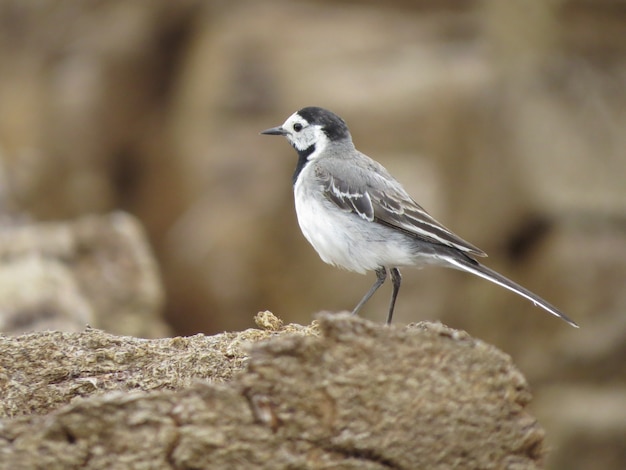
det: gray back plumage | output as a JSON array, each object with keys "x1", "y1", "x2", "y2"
[{"x1": 313, "y1": 148, "x2": 486, "y2": 257}]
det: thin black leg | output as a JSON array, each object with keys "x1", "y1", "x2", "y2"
[
  {"x1": 386, "y1": 268, "x2": 402, "y2": 325},
  {"x1": 352, "y1": 267, "x2": 387, "y2": 316}
]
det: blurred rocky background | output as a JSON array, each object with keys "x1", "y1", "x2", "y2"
[{"x1": 0, "y1": 0, "x2": 624, "y2": 468}]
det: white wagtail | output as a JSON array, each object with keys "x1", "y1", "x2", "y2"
[{"x1": 261, "y1": 106, "x2": 578, "y2": 328}]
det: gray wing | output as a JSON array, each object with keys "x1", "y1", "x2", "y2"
[{"x1": 315, "y1": 157, "x2": 486, "y2": 257}]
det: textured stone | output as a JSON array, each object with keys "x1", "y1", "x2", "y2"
[{"x1": 0, "y1": 313, "x2": 544, "y2": 469}]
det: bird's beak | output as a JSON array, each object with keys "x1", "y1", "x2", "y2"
[{"x1": 260, "y1": 126, "x2": 288, "y2": 136}]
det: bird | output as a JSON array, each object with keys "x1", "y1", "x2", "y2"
[{"x1": 260, "y1": 106, "x2": 578, "y2": 328}]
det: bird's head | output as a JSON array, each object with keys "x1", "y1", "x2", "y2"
[{"x1": 261, "y1": 107, "x2": 352, "y2": 157}]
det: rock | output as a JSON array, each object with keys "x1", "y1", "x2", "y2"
[
  {"x1": 0, "y1": 313, "x2": 543, "y2": 469},
  {"x1": 0, "y1": 212, "x2": 168, "y2": 338}
]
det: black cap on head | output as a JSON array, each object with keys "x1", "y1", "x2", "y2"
[{"x1": 297, "y1": 107, "x2": 350, "y2": 142}]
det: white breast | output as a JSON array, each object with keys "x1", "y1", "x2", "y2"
[{"x1": 293, "y1": 164, "x2": 419, "y2": 273}]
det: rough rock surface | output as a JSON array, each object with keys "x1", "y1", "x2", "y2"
[{"x1": 0, "y1": 312, "x2": 543, "y2": 469}]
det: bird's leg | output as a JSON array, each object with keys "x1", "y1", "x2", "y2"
[
  {"x1": 351, "y1": 267, "x2": 387, "y2": 316},
  {"x1": 386, "y1": 268, "x2": 402, "y2": 325}
]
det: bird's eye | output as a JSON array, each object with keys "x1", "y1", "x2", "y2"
[{"x1": 293, "y1": 123, "x2": 303, "y2": 132}]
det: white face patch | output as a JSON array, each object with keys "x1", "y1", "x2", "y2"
[{"x1": 281, "y1": 112, "x2": 329, "y2": 159}]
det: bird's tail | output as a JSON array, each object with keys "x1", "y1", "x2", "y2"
[{"x1": 445, "y1": 256, "x2": 579, "y2": 328}]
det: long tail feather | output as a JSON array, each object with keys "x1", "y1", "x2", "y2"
[{"x1": 445, "y1": 256, "x2": 579, "y2": 328}]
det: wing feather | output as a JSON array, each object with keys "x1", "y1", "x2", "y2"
[{"x1": 316, "y1": 161, "x2": 486, "y2": 257}]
